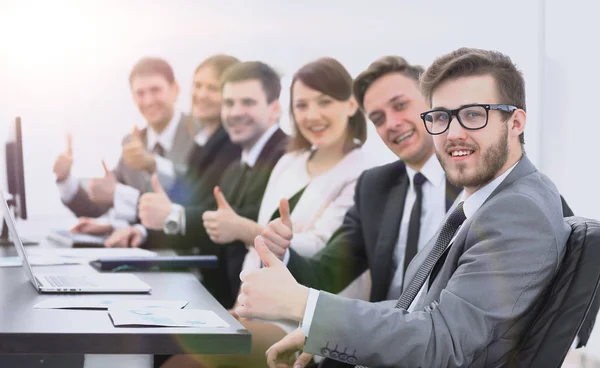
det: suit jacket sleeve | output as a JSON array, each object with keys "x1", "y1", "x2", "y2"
[
  {"x1": 63, "y1": 186, "x2": 110, "y2": 218},
  {"x1": 303, "y1": 193, "x2": 566, "y2": 368},
  {"x1": 287, "y1": 173, "x2": 369, "y2": 294}
]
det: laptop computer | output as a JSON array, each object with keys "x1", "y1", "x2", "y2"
[{"x1": 0, "y1": 191, "x2": 152, "y2": 294}]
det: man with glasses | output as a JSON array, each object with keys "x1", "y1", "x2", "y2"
[{"x1": 233, "y1": 48, "x2": 572, "y2": 368}]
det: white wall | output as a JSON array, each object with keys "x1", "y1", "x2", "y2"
[
  {"x1": 543, "y1": 0, "x2": 600, "y2": 220},
  {"x1": 0, "y1": 0, "x2": 543, "y2": 218},
  {"x1": 544, "y1": 0, "x2": 600, "y2": 359}
]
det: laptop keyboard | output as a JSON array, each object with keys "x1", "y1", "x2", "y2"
[{"x1": 44, "y1": 275, "x2": 98, "y2": 287}]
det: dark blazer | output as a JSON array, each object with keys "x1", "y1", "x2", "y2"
[
  {"x1": 167, "y1": 128, "x2": 288, "y2": 307},
  {"x1": 63, "y1": 114, "x2": 196, "y2": 218},
  {"x1": 287, "y1": 160, "x2": 458, "y2": 303},
  {"x1": 144, "y1": 125, "x2": 241, "y2": 249}
]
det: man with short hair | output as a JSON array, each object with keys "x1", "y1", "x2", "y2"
[
  {"x1": 235, "y1": 48, "x2": 572, "y2": 368},
  {"x1": 112, "y1": 61, "x2": 289, "y2": 308},
  {"x1": 54, "y1": 57, "x2": 197, "y2": 232}
]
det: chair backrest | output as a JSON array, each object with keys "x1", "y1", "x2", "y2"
[{"x1": 508, "y1": 216, "x2": 600, "y2": 367}]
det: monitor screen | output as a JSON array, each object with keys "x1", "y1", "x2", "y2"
[{"x1": 5, "y1": 116, "x2": 27, "y2": 220}]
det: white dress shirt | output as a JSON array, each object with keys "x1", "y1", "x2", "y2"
[
  {"x1": 387, "y1": 154, "x2": 447, "y2": 299},
  {"x1": 302, "y1": 160, "x2": 520, "y2": 338}
]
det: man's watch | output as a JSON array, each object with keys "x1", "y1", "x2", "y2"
[{"x1": 163, "y1": 205, "x2": 183, "y2": 235}]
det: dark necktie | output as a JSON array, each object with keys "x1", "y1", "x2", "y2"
[
  {"x1": 403, "y1": 172, "x2": 427, "y2": 279},
  {"x1": 153, "y1": 142, "x2": 165, "y2": 157},
  {"x1": 396, "y1": 202, "x2": 466, "y2": 310},
  {"x1": 229, "y1": 163, "x2": 251, "y2": 201},
  {"x1": 354, "y1": 203, "x2": 466, "y2": 368}
]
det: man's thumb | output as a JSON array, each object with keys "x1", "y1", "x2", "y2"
[
  {"x1": 151, "y1": 174, "x2": 165, "y2": 194},
  {"x1": 66, "y1": 133, "x2": 73, "y2": 155},
  {"x1": 101, "y1": 160, "x2": 111, "y2": 176},
  {"x1": 132, "y1": 125, "x2": 141, "y2": 140},
  {"x1": 255, "y1": 235, "x2": 281, "y2": 268},
  {"x1": 279, "y1": 198, "x2": 292, "y2": 229},
  {"x1": 214, "y1": 186, "x2": 231, "y2": 210}
]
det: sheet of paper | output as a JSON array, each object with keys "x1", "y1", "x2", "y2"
[
  {"x1": 0, "y1": 255, "x2": 82, "y2": 267},
  {"x1": 27, "y1": 247, "x2": 157, "y2": 260},
  {"x1": 108, "y1": 308, "x2": 230, "y2": 328},
  {"x1": 34, "y1": 298, "x2": 189, "y2": 310}
]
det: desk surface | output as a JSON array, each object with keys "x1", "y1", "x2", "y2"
[{"x1": 0, "y1": 243, "x2": 251, "y2": 355}]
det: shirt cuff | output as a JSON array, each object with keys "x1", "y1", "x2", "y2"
[
  {"x1": 133, "y1": 224, "x2": 148, "y2": 243},
  {"x1": 301, "y1": 288, "x2": 320, "y2": 338},
  {"x1": 282, "y1": 248, "x2": 291, "y2": 266},
  {"x1": 172, "y1": 203, "x2": 186, "y2": 235},
  {"x1": 154, "y1": 155, "x2": 176, "y2": 191},
  {"x1": 113, "y1": 184, "x2": 140, "y2": 222},
  {"x1": 56, "y1": 175, "x2": 80, "y2": 203},
  {"x1": 106, "y1": 211, "x2": 130, "y2": 230}
]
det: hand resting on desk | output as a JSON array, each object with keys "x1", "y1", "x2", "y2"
[
  {"x1": 104, "y1": 226, "x2": 143, "y2": 248},
  {"x1": 71, "y1": 217, "x2": 113, "y2": 235}
]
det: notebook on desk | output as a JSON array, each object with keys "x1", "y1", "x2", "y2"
[{"x1": 0, "y1": 192, "x2": 151, "y2": 294}]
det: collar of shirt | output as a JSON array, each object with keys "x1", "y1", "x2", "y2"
[
  {"x1": 194, "y1": 127, "x2": 210, "y2": 146},
  {"x1": 146, "y1": 111, "x2": 181, "y2": 153},
  {"x1": 241, "y1": 124, "x2": 279, "y2": 168},
  {"x1": 405, "y1": 154, "x2": 446, "y2": 189},
  {"x1": 461, "y1": 160, "x2": 520, "y2": 219}
]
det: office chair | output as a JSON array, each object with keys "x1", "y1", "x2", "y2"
[{"x1": 508, "y1": 216, "x2": 600, "y2": 367}]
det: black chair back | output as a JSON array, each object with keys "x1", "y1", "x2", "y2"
[{"x1": 509, "y1": 216, "x2": 600, "y2": 367}]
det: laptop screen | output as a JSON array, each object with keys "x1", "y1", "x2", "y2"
[{"x1": 0, "y1": 191, "x2": 38, "y2": 287}]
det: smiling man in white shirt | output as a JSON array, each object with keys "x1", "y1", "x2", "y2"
[
  {"x1": 54, "y1": 57, "x2": 197, "y2": 233},
  {"x1": 234, "y1": 48, "x2": 571, "y2": 368}
]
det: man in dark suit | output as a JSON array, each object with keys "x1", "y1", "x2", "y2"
[
  {"x1": 109, "y1": 61, "x2": 288, "y2": 308},
  {"x1": 54, "y1": 57, "x2": 197, "y2": 233}
]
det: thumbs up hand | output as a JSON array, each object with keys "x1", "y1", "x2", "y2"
[
  {"x1": 53, "y1": 134, "x2": 74, "y2": 182},
  {"x1": 138, "y1": 174, "x2": 172, "y2": 230},
  {"x1": 88, "y1": 160, "x2": 117, "y2": 206},
  {"x1": 202, "y1": 186, "x2": 242, "y2": 244},
  {"x1": 261, "y1": 198, "x2": 294, "y2": 260},
  {"x1": 235, "y1": 235, "x2": 309, "y2": 321},
  {"x1": 123, "y1": 125, "x2": 156, "y2": 172}
]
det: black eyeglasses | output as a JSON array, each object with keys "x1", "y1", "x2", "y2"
[{"x1": 420, "y1": 104, "x2": 518, "y2": 135}]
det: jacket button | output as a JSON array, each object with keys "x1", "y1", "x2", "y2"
[
  {"x1": 339, "y1": 354, "x2": 348, "y2": 361},
  {"x1": 321, "y1": 348, "x2": 330, "y2": 356},
  {"x1": 348, "y1": 356, "x2": 357, "y2": 364}
]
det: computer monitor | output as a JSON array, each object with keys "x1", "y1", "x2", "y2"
[{"x1": 1, "y1": 116, "x2": 33, "y2": 245}]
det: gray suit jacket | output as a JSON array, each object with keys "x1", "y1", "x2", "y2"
[
  {"x1": 306, "y1": 156, "x2": 571, "y2": 368},
  {"x1": 64, "y1": 113, "x2": 197, "y2": 218}
]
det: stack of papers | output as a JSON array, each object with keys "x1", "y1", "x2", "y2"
[
  {"x1": 108, "y1": 308, "x2": 229, "y2": 328},
  {"x1": 33, "y1": 298, "x2": 229, "y2": 328}
]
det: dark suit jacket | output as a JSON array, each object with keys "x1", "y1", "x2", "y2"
[
  {"x1": 288, "y1": 160, "x2": 458, "y2": 303},
  {"x1": 144, "y1": 125, "x2": 241, "y2": 249},
  {"x1": 166, "y1": 128, "x2": 288, "y2": 307}
]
